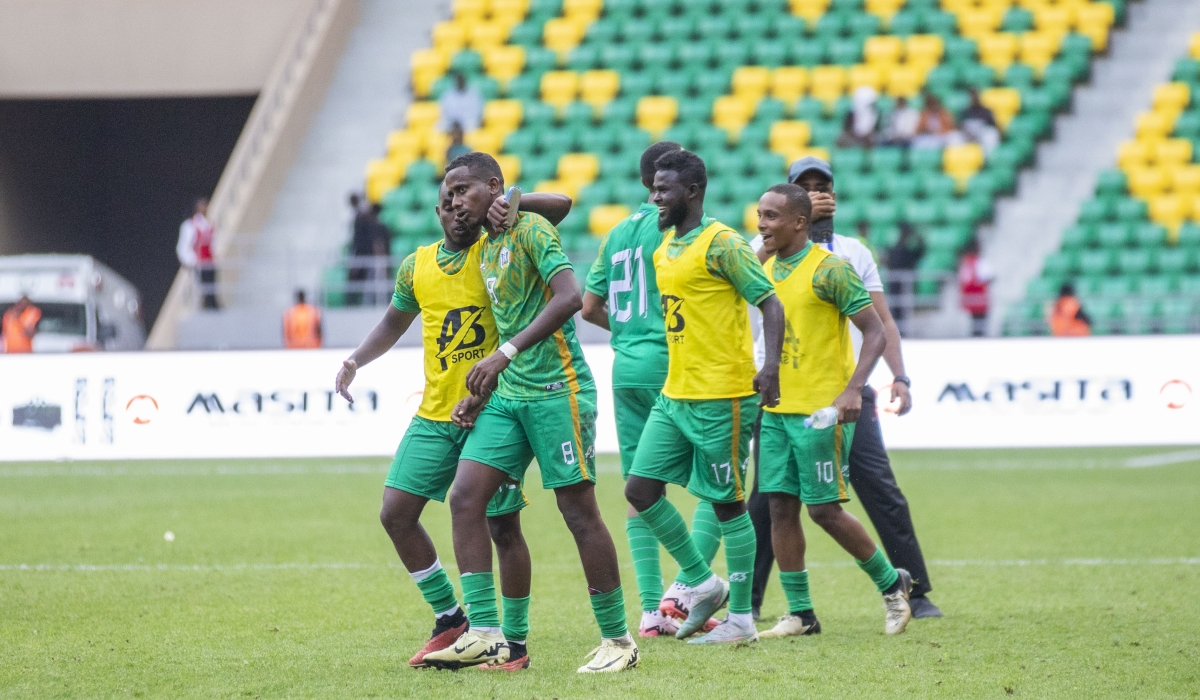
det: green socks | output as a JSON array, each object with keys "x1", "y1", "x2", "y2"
[
  {"x1": 411, "y1": 559, "x2": 458, "y2": 617},
  {"x1": 589, "y1": 586, "x2": 629, "y2": 639},
  {"x1": 501, "y1": 595, "x2": 530, "y2": 642},
  {"x1": 639, "y1": 497, "x2": 713, "y2": 588},
  {"x1": 690, "y1": 500, "x2": 723, "y2": 566},
  {"x1": 626, "y1": 515, "x2": 663, "y2": 613},
  {"x1": 779, "y1": 570, "x2": 813, "y2": 614},
  {"x1": 460, "y1": 571, "x2": 501, "y2": 629},
  {"x1": 720, "y1": 512, "x2": 757, "y2": 615},
  {"x1": 857, "y1": 546, "x2": 900, "y2": 593}
]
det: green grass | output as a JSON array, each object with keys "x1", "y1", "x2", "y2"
[{"x1": 2, "y1": 447, "x2": 1199, "y2": 698}]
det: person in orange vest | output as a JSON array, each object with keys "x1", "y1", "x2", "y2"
[
  {"x1": 283, "y1": 289, "x2": 322, "y2": 349},
  {"x1": 2, "y1": 295, "x2": 42, "y2": 353},
  {"x1": 1048, "y1": 283, "x2": 1091, "y2": 337},
  {"x1": 958, "y1": 238, "x2": 993, "y2": 337}
]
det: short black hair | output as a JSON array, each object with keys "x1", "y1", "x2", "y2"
[
  {"x1": 295, "y1": 289, "x2": 307, "y2": 303},
  {"x1": 765, "y1": 183, "x2": 812, "y2": 220},
  {"x1": 1059, "y1": 282, "x2": 1076, "y2": 297},
  {"x1": 445, "y1": 151, "x2": 504, "y2": 187},
  {"x1": 654, "y1": 149, "x2": 707, "y2": 190},
  {"x1": 640, "y1": 141, "x2": 682, "y2": 184}
]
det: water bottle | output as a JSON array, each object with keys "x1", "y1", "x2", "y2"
[{"x1": 804, "y1": 406, "x2": 839, "y2": 429}]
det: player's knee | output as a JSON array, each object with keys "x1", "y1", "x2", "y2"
[
  {"x1": 807, "y1": 503, "x2": 841, "y2": 529},
  {"x1": 379, "y1": 501, "x2": 416, "y2": 538},
  {"x1": 487, "y1": 514, "x2": 522, "y2": 549},
  {"x1": 623, "y1": 477, "x2": 660, "y2": 512},
  {"x1": 448, "y1": 487, "x2": 488, "y2": 517},
  {"x1": 767, "y1": 496, "x2": 801, "y2": 529}
]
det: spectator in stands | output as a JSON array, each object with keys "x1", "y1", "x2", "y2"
[
  {"x1": 177, "y1": 197, "x2": 219, "y2": 309},
  {"x1": 882, "y1": 96, "x2": 920, "y2": 147},
  {"x1": 437, "y1": 72, "x2": 482, "y2": 133},
  {"x1": 283, "y1": 289, "x2": 322, "y2": 349},
  {"x1": 886, "y1": 223, "x2": 925, "y2": 324},
  {"x1": 837, "y1": 86, "x2": 880, "y2": 147},
  {"x1": 2, "y1": 295, "x2": 41, "y2": 353},
  {"x1": 912, "y1": 92, "x2": 957, "y2": 149},
  {"x1": 446, "y1": 122, "x2": 471, "y2": 162},
  {"x1": 960, "y1": 89, "x2": 1001, "y2": 155},
  {"x1": 1049, "y1": 283, "x2": 1092, "y2": 336},
  {"x1": 348, "y1": 199, "x2": 390, "y2": 306},
  {"x1": 957, "y1": 238, "x2": 994, "y2": 336}
]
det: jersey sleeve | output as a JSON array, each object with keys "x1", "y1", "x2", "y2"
[
  {"x1": 584, "y1": 234, "x2": 609, "y2": 297},
  {"x1": 391, "y1": 253, "x2": 420, "y2": 313},
  {"x1": 813, "y1": 256, "x2": 873, "y2": 316},
  {"x1": 524, "y1": 214, "x2": 574, "y2": 283},
  {"x1": 706, "y1": 229, "x2": 776, "y2": 305},
  {"x1": 839, "y1": 236, "x2": 884, "y2": 292}
]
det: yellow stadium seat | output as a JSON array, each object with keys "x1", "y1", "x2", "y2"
[
  {"x1": 365, "y1": 158, "x2": 408, "y2": 203},
  {"x1": 636, "y1": 96, "x2": 678, "y2": 138},
  {"x1": 743, "y1": 202, "x2": 761, "y2": 233},
  {"x1": 978, "y1": 32, "x2": 1019, "y2": 74},
  {"x1": 864, "y1": 36, "x2": 904, "y2": 65},
  {"x1": 810, "y1": 65, "x2": 847, "y2": 105},
  {"x1": 958, "y1": 8, "x2": 1004, "y2": 39},
  {"x1": 580, "y1": 69, "x2": 621, "y2": 109},
  {"x1": 465, "y1": 128, "x2": 505, "y2": 155},
  {"x1": 1117, "y1": 140, "x2": 1151, "y2": 171},
  {"x1": 790, "y1": 0, "x2": 831, "y2": 24},
  {"x1": 1033, "y1": 5, "x2": 1072, "y2": 37},
  {"x1": 849, "y1": 64, "x2": 884, "y2": 92},
  {"x1": 589, "y1": 204, "x2": 632, "y2": 236},
  {"x1": 468, "y1": 21, "x2": 510, "y2": 50},
  {"x1": 433, "y1": 22, "x2": 469, "y2": 52},
  {"x1": 1136, "y1": 111, "x2": 1173, "y2": 142},
  {"x1": 885, "y1": 64, "x2": 924, "y2": 98},
  {"x1": 483, "y1": 100, "x2": 523, "y2": 133},
  {"x1": 783, "y1": 146, "x2": 832, "y2": 164},
  {"x1": 541, "y1": 70, "x2": 580, "y2": 110},
  {"x1": 386, "y1": 130, "x2": 423, "y2": 160},
  {"x1": 544, "y1": 17, "x2": 587, "y2": 55},
  {"x1": 1154, "y1": 138, "x2": 1194, "y2": 167},
  {"x1": 1126, "y1": 167, "x2": 1167, "y2": 199},
  {"x1": 1074, "y1": 1, "x2": 1112, "y2": 28},
  {"x1": 1149, "y1": 194, "x2": 1189, "y2": 234},
  {"x1": 732, "y1": 66, "x2": 772, "y2": 100},
  {"x1": 944, "y1": 143, "x2": 985, "y2": 188},
  {"x1": 484, "y1": 45, "x2": 526, "y2": 84},
  {"x1": 411, "y1": 47, "x2": 451, "y2": 74},
  {"x1": 489, "y1": 0, "x2": 529, "y2": 24},
  {"x1": 406, "y1": 102, "x2": 442, "y2": 132},
  {"x1": 494, "y1": 154, "x2": 521, "y2": 184},
  {"x1": 535, "y1": 178, "x2": 580, "y2": 200},
  {"x1": 1191, "y1": 31, "x2": 1200, "y2": 60},
  {"x1": 1154, "y1": 82, "x2": 1191, "y2": 114},
  {"x1": 980, "y1": 87, "x2": 1021, "y2": 129},
  {"x1": 713, "y1": 95, "x2": 758, "y2": 137},
  {"x1": 905, "y1": 34, "x2": 945, "y2": 67},
  {"x1": 940, "y1": 0, "x2": 971, "y2": 13},
  {"x1": 558, "y1": 152, "x2": 600, "y2": 184},
  {"x1": 1076, "y1": 16, "x2": 1110, "y2": 51},
  {"x1": 423, "y1": 131, "x2": 452, "y2": 167},
  {"x1": 1171, "y1": 164, "x2": 1200, "y2": 195},
  {"x1": 1020, "y1": 31, "x2": 1060, "y2": 76},
  {"x1": 769, "y1": 120, "x2": 812, "y2": 154},
  {"x1": 771, "y1": 67, "x2": 810, "y2": 104},
  {"x1": 563, "y1": 0, "x2": 602, "y2": 21},
  {"x1": 866, "y1": 0, "x2": 905, "y2": 23},
  {"x1": 453, "y1": 0, "x2": 488, "y2": 22}
]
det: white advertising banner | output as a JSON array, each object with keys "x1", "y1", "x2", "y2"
[{"x1": 0, "y1": 336, "x2": 1196, "y2": 461}]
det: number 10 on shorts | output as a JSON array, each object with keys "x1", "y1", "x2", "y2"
[{"x1": 815, "y1": 461, "x2": 835, "y2": 483}]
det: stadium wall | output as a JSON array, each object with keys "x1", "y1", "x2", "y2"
[{"x1": 1, "y1": 337, "x2": 1197, "y2": 462}]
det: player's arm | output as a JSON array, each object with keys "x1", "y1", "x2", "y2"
[
  {"x1": 756, "y1": 294, "x2": 783, "y2": 407},
  {"x1": 833, "y1": 306, "x2": 885, "y2": 424},
  {"x1": 581, "y1": 292, "x2": 609, "y2": 330},
  {"x1": 870, "y1": 291, "x2": 912, "y2": 415},
  {"x1": 466, "y1": 268, "x2": 583, "y2": 396},
  {"x1": 581, "y1": 235, "x2": 610, "y2": 330},
  {"x1": 711, "y1": 231, "x2": 782, "y2": 405},
  {"x1": 487, "y1": 192, "x2": 573, "y2": 228}
]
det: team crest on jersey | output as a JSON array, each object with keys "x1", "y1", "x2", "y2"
[
  {"x1": 631, "y1": 210, "x2": 648, "y2": 220},
  {"x1": 499, "y1": 247, "x2": 511, "y2": 268},
  {"x1": 435, "y1": 306, "x2": 488, "y2": 370}
]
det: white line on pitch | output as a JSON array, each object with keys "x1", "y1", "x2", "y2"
[{"x1": 1124, "y1": 449, "x2": 1200, "y2": 468}]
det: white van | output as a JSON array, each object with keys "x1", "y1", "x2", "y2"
[{"x1": 0, "y1": 255, "x2": 145, "y2": 352}]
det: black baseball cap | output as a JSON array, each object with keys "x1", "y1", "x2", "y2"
[{"x1": 787, "y1": 156, "x2": 834, "y2": 184}]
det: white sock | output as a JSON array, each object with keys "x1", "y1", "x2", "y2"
[
  {"x1": 473, "y1": 626, "x2": 502, "y2": 636},
  {"x1": 727, "y1": 613, "x2": 752, "y2": 627},
  {"x1": 409, "y1": 558, "x2": 442, "y2": 583},
  {"x1": 434, "y1": 604, "x2": 460, "y2": 620},
  {"x1": 604, "y1": 632, "x2": 633, "y2": 645}
]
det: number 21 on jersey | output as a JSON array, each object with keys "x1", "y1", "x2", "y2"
[{"x1": 608, "y1": 246, "x2": 647, "y2": 323}]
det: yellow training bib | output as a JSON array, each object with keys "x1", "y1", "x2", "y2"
[
  {"x1": 654, "y1": 222, "x2": 757, "y2": 400},
  {"x1": 765, "y1": 245, "x2": 856, "y2": 415},
  {"x1": 412, "y1": 240, "x2": 497, "y2": 421}
]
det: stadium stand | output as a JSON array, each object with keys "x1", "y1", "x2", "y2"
[
  {"x1": 344, "y1": 0, "x2": 1120, "y2": 313},
  {"x1": 1007, "y1": 30, "x2": 1200, "y2": 335}
]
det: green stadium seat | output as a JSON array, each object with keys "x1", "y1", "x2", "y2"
[
  {"x1": 1117, "y1": 249, "x2": 1152, "y2": 276},
  {"x1": 1175, "y1": 111, "x2": 1200, "y2": 140},
  {"x1": 1178, "y1": 223, "x2": 1200, "y2": 248},
  {"x1": 1094, "y1": 169, "x2": 1127, "y2": 197},
  {"x1": 849, "y1": 13, "x2": 881, "y2": 38},
  {"x1": 909, "y1": 147, "x2": 944, "y2": 173},
  {"x1": 831, "y1": 147, "x2": 868, "y2": 173},
  {"x1": 1171, "y1": 58, "x2": 1200, "y2": 83},
  {"x1": 508, "y1": 21, "x2": 545, "y2": 47},
  {"x1": 1076, "y1": 197, "x2": 1112, "y2": 224},
  {"x1": 1026, "y1": 276, "x2": 1062, "y2": 304},
  {"x1": 888, "y1": 10, "x2": 920, "y2": 37},
  {"x1": 1139, "y1": 274, "x2": 1174, "y2": 300},
  {"x1": 865, "y1": 200, "x2": 900, "y2": 227},
  {"x1": 620, "y1": 20, "x2": 655, "y2": 45},
  {"x1": 1001, "y1": 7, "x2": 1034, "y2": 32},
  {"x1": 568, "y1": 46, "x2": 598, "y2": 71},
  {"x1": 1114, "y1": 197, "x2": 1149, "y2": 223},
  {"x1": 1134, "y1": 223, "x2": 1168, "y2": 248},
  {"x1": 814, "y1": 13, "x2": 850, "y2": 39},
  {"x1": 1155, "y1": 247, "x2": 1191, "y2": 276},
  {"x1": 1122, "y1": 299, "x2": 1159, "y2": 334},
  {"x1": 1180, "y1": 275, "x2": 1200, "y2": 297},
  {"x1": 1004, "y1": 63, "x2": 1036, "y2": 91},
  {"x1": 882, "y1": 171, "x2": 920, "y2": 200},
  {"x1": 905, "y1": 199, "x2": 944, "y2": 226},
  {"x1": 1076, "y1": 276, "x2": 1103, "y2": 296},
  {"x1": 945, "y1": 36, "x2": 978, "y2": 63},
  {"x1": 961, "y1": 63, "x2": 996, "y2": 91},
  {"x1": 715, "y1": 42, "x2": 751, "y2": 70},
  {"x1": 944, "y1": 198, "x2": 977, "y2": 227},
  {"x1": 839, "y1": 172, "x2": 878, "y2": 199},
  {"x1": 1097, "y1": 222, "x2": 1132, "y2": 248},
  {"x1": 965, "y1": 171, "x2": 996, "y2": 199},
  {"x1": 1098, "y1": 276, "x2": 1135, "y2": 298},
  {"x1": 1042, "y1": 251, "x2": 1077, "y2": 276},
  {"x1": 1059, "y1": 224, "x2": 1095, "y2": 250},
  {"x1": 599, "y1": 44, "x2": 636, "y2": 72},
  {"x1": 505, "y1": 73, "x2": 540, "y2": 100},
  {"x1": 1079, "y1": 249, "x2": 1116, "y2": 275},
  {"x1": 868, "y1": 147, "x2": 905, "y2": 173},
  {"x1": 578, "y1": 181, "x2": 613, "y2": 208},
  {"x1": 734, "y1": 15, "x2": 771, "y2": 39},
  {"x1": 1162, "y1": 299, "x2": 1196, "y2": 333}
]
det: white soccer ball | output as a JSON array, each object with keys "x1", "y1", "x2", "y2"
[{"x1": 163, "y1": 531, "x2": 175, "y2": 542}]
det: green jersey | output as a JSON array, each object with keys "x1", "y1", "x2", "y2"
[
  {"x1": 771, "y1": 241, "x2": 872, "y2": 316},
  {"x1": 479, "y1": 211, "x2": 595, "y2": 400},
  {"x1": 584, "y1": 203, "x2": 672, "y2": 389}
]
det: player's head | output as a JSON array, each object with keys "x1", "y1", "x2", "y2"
[
  {"x1": 443, "y1": 151, "x2": 504, "y2": 238},
  {"x1": 651, "y1": 149, "x2": 707, "y2": 232},
  {"x1": 295, "y1": 289, "x2": 307, "y2": 304},
  {"x1": 435, "y1": 177, "x2": 480, "y2": 250},
  {"x1": 757, "y1": 183, "x2": 812, "y2": 257},
  {"x1": 788, "y1": 156, "x2": 834, "y2": 197},
  {"x1": 640, "y1": 141, "x2": 682, "y2": 189}
]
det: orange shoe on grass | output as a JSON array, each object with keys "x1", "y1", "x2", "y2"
[{"x1": 409, "y1": 609, "x2": 468, "y2": 668}]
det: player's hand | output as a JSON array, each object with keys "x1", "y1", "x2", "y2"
[
  {"x1": 754, "y1": 367, "x2": 780, "y2": 408},
  {"x1": 487, "y1": 197, "x2": 512, "y2": 232},
  {"x1": 335, "y1": 359, "x2": 358, "y2": 403},
  {"x1": 832, "y1": 387, "x2": 863, "y2": 424},
  {"x1": 890, "y1": 381, "x2": 912, "y2": 416},
  {"x1": 810, "y1": 192, "x2": 836, "y2": 221},
  {"x1": 451, "y1": 395, "x2": 488, "y2": 428},
  {"x1": 466, "y1": 351, "x2": 510, "y2": 397}
]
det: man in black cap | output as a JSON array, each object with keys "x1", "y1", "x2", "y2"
[{"x1": 747, "y1": 156, "x2": 942, "y2": 620}]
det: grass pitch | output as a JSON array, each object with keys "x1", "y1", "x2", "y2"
[{"x1": 2, "y1": 447, "x2": 1199, "y2": 698}]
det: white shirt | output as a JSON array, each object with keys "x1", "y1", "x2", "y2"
[
  {"x1": 749, "y1": 233, "x2": 883, "y2": 368},
  {"x1": 176, "y1": 217, "x2": 199, "y2": 268},
  {"x1": 437, "y1": 87, "x2": 483, "y2": 133}
]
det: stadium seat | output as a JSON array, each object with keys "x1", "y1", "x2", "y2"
[
  {"x1": 589, "y1": 204, "x2": 630, "y2": 235},
  {"x1": 981, "y1": 87, "x2": 1021, "y2": 129},
  {"x1": 636, "y1": 96, "x2": 678, "y2": 138}
]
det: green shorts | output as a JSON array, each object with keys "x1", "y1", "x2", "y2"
[
  {"x1": 459, "y1": 389, "x2": 597, "y2": 490},
  {"x1": 385, "y1": 415, "x2": 527, "y2": 517},
  {"x1": 628, "y1": 394, "x2": 759, "y2": 504},
  {"x1": 758, "y1": 410, "x2": 856, "y2": 505},
  {"x1": 613, "y1": 386, "x2": 694, "y2": 479}
]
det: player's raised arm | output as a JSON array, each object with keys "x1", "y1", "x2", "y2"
[{"x1": 487, "y1": 192, "x2": 573, "y2": 229}]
